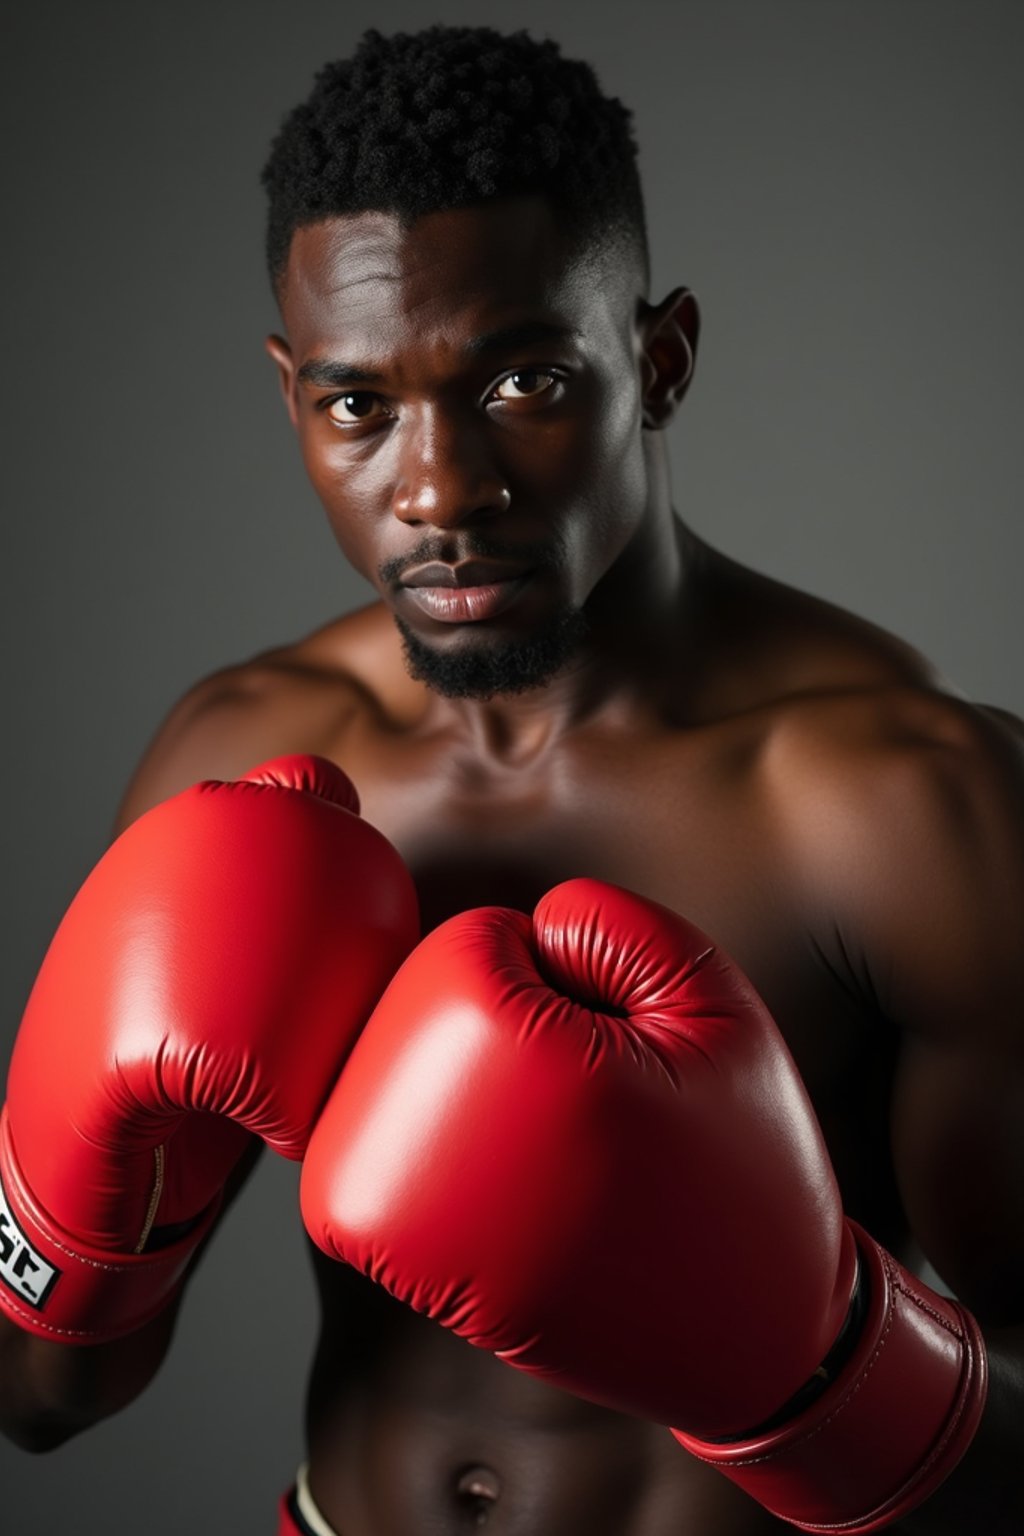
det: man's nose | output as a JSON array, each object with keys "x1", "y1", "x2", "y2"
[{"x1": 391, "y1": 408, "x2": 511, "y2": 528}]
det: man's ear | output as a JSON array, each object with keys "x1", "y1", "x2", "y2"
[
  {"x1": 637, "y1": 287, "x2": 700, "y2": 430},
  {"x1": 265, "y1": 334, "x2": 299, "y2": 429}
]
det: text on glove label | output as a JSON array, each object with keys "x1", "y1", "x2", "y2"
[{"x1": 0, "y1": 1175, "x2": 60, "y2": 1310}]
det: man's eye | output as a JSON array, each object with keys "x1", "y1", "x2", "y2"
[
  {"x1": 491, "y1": 370, "x2": 559, "y2": 403},
  {"x1": 325, "y1": 393, "x2": 386, "y2": 425}
]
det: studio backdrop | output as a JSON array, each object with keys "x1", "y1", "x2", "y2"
[{"x1": 2, "y1": 2, "x2": 1022, "y2": 1530}]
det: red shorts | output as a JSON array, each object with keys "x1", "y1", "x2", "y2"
[
  {"x1": 277, "y1": 1470, "x2": 339, "y2": 1536},
  {"x1": 277, "y1": 1489, "x2": 304, "y2": 1536}
]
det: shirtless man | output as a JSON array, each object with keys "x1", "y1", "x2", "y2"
[{"x1": 1, "y1": 25, "x2": 1022, "y2": 1536}]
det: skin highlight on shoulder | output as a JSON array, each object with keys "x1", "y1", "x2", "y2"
[{"x1": 110, "y1": 629, "x2": 376, "y2": 835}]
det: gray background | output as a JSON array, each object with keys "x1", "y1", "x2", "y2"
[{"x1": 2, "y1": 0, "x2": 1022, "y2": 1529}]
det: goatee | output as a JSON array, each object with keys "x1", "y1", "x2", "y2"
[{"x1": 395, "y1": 608, "x2": 589, "y2": 700}]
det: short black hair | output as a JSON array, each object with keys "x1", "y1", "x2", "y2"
[{"x1": 261, "y1": 26, "x2": 648, "y2": 297}]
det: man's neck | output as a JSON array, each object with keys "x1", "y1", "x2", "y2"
[{"x1": 425, "y1": 510, "x2": 703, "y2": 767}]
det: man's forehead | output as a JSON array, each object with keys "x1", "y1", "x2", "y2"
[{"x1": 280, "y1": 201, "x2": 623, "y2": 348}]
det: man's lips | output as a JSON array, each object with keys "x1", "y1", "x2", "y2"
[
  {"x1": 398, "y1": 560, "x2": 534, "y2": 624},
  {"x1": 400, "y1": 559, "x2": 532, "y2": 589}
]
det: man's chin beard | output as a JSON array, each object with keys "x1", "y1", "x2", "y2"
[{"x1": 395, "y1": 609, "x2": 590, "y2": 700}]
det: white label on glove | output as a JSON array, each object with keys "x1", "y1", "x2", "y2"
[{"x1": 0, "y1": 1175, "x2": 60, "y2": 1310}]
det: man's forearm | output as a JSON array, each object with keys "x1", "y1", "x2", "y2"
[
  {"x1": 0, "y1": 1138, "x2": 262, "y2": 1452},
  {"x1": 0, "y1": 1301, "x2": 180, "y2": 1451}
]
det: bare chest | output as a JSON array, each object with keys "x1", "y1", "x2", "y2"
[
  {"x1": 303, "y1": 723, "x2": 906, "y2": 1536},
  {"x1": 357, "y1": 725, "x2": 781, "y2": 940},
  {"x1": 349, "y1": 727, "x2": 895, "y2": 1173}
]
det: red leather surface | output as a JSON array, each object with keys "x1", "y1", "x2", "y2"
[
  {"x1": 301, "y1": 876, "x2": 858, "y2": 1437},
  {"x1": 1, "y1": 754, "x2": 418, "y2": 1341}
]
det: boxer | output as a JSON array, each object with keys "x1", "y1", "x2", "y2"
[{"x1": 2, "y1": 25, "x2": 1021, "y2": 1535}]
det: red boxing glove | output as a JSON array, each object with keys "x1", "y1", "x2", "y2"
[
  {"x1": 0, "y1": 754, "x2": 418, "y2": 1344},
  {"x1": 301, "y1": 878, "x2": 985, "y2": 1533}
]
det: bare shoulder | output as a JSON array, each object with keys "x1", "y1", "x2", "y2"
[
  {"x1": 113, "y1": 602, "x2": 410, "y2": 833},
  {"x1": 763, "y1": 684, "x2": 1024, "y2": 1035},
  {"x1": 702, "y1": 543, "x2": 1024, "y2": 878},
  {"x1": 765, "y1": 682, "x2": 1024, "y2": 822},
  {"x1": 698, "y1": 543, "x2": 947, "y2": 703}
]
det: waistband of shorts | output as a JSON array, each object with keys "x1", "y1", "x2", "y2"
[{"x1": 279, "y1": 1464, "x2": 341, "y2": 1536}]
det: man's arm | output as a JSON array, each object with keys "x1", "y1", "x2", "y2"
[
  {"x1": 0, "y1": 1141, "x2": 262, "y2": 1452},
  {"x1": 1, "y1": 629, "x2": 395, "y2": 1450},
  {"x1": 800, "y1": 693, "x2": 1024, "y2": 1532},
  {"x1": 0, "y1": 673, "x2": 268, "y2": 1450},
  {"x1": 1, "y1": 652, "x2": 415, "y2": 1450}
]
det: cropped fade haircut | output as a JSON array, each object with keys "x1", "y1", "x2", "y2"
[{"x1": 261, "y1": 26, "x2": 649, "y2": 299}]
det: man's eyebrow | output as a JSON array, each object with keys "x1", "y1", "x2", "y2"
[
  {"x1": 465, "y1": 320, "x2": 581, "y2": 356},
  {"x1": 296, "y1": 359, "x2": 384, "y2": 388},
  {"x1": 295, "y1": 322, "x2": 581, "y2": 390}
]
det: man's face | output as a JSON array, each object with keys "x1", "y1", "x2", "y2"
[{"x1": 270, "y1": 197, "x2": 655, "y2": 698}]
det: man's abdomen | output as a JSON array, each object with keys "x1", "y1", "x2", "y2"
[{"x1": 302, "y1": 1258, "x2": 786, "y2": 1535}]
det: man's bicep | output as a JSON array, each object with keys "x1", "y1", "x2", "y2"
[
  {"x1": 874, "y1": 707, "x2": 1024, "y2": 1325},
  {"x1": 890, "y1": 1027, "x2": 1024, "y2": 1324}
]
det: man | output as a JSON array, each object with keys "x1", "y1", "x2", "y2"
[{"x1": 1, "y1": 24, "x2": 1021, "y2": 1535}]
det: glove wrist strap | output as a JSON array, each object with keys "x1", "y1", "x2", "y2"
[
  {"x1": 0, "y1": 1108, "x2": 216, "y2": 1344},
  {"x1": 672, "y1": 1221, "x2": 987, "y2": 1533}
]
